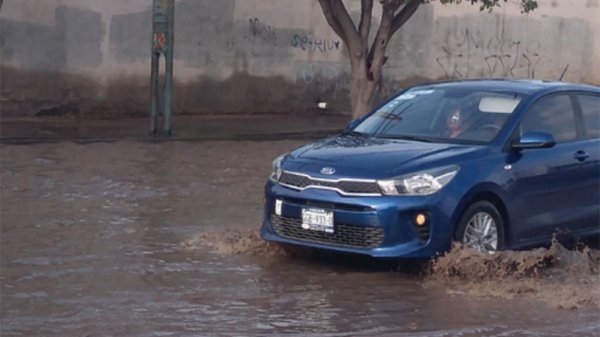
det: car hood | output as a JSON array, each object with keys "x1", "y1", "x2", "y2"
[{"x1": 284, "y1": 134, "x2": 483, "y2": 179}]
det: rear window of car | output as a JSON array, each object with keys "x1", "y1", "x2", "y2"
[{"x1": 577, "y1": 93, "x2": 600, "y2": 139}]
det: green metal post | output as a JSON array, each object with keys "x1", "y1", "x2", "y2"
[{"x1": 151, "y1": 0, "x2": 174, "y2": 137}]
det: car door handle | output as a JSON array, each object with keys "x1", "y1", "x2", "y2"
[{"x1": 574, "y1": 150, "x2": 589, "y2": 162}]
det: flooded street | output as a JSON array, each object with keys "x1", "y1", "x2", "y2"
[{"x1": 1, "y1": 140, "x2": 599, "y2": 337}]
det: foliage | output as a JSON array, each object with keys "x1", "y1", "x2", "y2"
[{"x1": 436, "y1": 0, "x2": 538, "y2": 13}]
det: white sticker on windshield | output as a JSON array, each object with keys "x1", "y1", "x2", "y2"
[
  {"x1": 412, "y1": 90, "x2": 435, "y2": 95},
  {"x1": 378, "y1": 100, "x2": 400, "y2": 113},
  {"x1": 395, "y1": 90, "x2": 435, "y2": 100},
  {"x1": 479, "y1": 96, "x2": 521, "y2": 113},
  {"x1": 396, "y1": 93, "x2": 416, "y2": 100}
]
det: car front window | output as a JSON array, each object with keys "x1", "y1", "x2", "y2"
[
  {"x1": 521, "y1": 94, "x2": 577, "y2": 143},
  {"x1": 354, "y1": 87, "x2": 522, "y2": 144}
]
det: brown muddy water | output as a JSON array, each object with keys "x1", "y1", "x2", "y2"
[{"x1": 1, "y1": 141, "x2": 599, "y2": 337}]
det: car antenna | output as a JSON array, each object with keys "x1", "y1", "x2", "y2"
[{"x1": 559, "y1": 64, "x2": 569, "y2": 81}]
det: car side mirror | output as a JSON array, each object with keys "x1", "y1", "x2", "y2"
[
  {"x1": 345, "y1": 119, "x2": 360, "y2": 131},
  {"x1": 512, "y1": 131, "x2": 556, "y2": 150}
]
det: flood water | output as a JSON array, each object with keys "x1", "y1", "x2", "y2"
[{"x1": 1, "y1": 141, "x2": 599, "y2": 337}]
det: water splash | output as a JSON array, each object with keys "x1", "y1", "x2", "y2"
[
  {"x1": 428, "y1": 239, "x2": 600, "y2": 309},
  {"x1": 185, "y1": 228, "x2": 600, "y2": 309},
  {"x1": 182, "y1": 228, "x2": 298, "y2": 257}
]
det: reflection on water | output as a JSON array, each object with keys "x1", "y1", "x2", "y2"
[{"x1": 1, "y1": 141, "x2": 599, "y2": 337}]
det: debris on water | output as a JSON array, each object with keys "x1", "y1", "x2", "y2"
[{"x1": 428, "y1": 238, "x2": 600, "y2": 309}]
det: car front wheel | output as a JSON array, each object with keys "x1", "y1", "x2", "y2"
[{"x1": 455, "y1": 200, "x2": 505, "y2": 253}]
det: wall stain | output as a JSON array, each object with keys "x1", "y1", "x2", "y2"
[
  {"x1": 1, "y1": 6, "x2": 103, "y2": 71},
  {"x1": 1, "y1": 65, "x2": 435, "y2": 117}
]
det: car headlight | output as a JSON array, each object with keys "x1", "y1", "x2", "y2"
[
  {"x1": 269, "y1": 153, "x2": 287, "y2": 182},
  {"x1": 377, "y1": 165, "x2": 460, "y2": 196}
]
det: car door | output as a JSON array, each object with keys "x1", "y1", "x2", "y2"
[
  {"x1": 508, "y1": 93, "x2": 590, "y2": 245},
  {"x1": 568, "y1": 92, "x2": 600, "y2": 235}
]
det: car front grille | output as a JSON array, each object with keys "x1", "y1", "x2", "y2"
[
  {"x1": 279, "y1": 171, "x2": 381, "y2": 196},
  {"x1": 281, "y1": 197, "x2": 373, "y2": 212},
  {"x1": 270, "y1": 214, "x2": 384, "y2": 248}
]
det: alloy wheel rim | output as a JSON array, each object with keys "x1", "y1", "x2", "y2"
[{"x1": 462, "y1": 212, "x2": 498, "y2": 253}]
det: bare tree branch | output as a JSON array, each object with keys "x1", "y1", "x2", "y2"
[
  {"x1": 316, "y1": 0, "x2": 348, "y2": 41},
  {"x1": 391, "y1": 0, "x2": 422, "y2": 35},
  {"x1": 358, "y1": 0, "x2": 373, "y2": 48},
  {"x1": 366, "y1": 0, "x2": 402, "y2": 78},
  {"x1": 329, "y1": 0, "x2": 362, "y2": 51},
  {"x1": 317, "y1": 0, "x2": 363, "y2": 56}
]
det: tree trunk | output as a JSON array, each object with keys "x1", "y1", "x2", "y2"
[
  {"x1": 347, "y1": 0, "x2": 397, "y2": 119},
  {"x1": 350, "y1": 60, "x2": 378, "y2": 119},
  {"x1": 317, "y1": 0, "x2": 421, "y2": 119}
]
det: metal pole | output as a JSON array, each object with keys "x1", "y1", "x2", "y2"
[
  {"x1": 151, "y1": 0, "x2": 174, "y2": 137},
  {"x1": 163, "y1": 0, "x2": 174, "y2": 136},
  {"x1": 150, "y1": 51, "x2": 159, "y2": 135}
]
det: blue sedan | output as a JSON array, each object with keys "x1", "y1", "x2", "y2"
[{"x1": 261, "y1": 80, "x2": 600, "y2": 258}]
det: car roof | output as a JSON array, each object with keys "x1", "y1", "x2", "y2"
[{"x1": 413, "y1": 79, "x2": 599, "y2": 95}]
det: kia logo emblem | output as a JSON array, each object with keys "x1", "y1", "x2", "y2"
[{"x1": 320, "y1": 167, "x2": 336, "y2": 175}]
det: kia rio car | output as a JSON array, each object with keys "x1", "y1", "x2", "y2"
[{"x1": 261, "y1": 80, "x2": 600, "y2": 258}]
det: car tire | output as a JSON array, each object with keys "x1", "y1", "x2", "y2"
[{"x1": 454, "y1": 200, "x2": 505, "y2": 253}]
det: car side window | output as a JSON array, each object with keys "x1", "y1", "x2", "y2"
[
  {"x1": 577, "y1": 93, "x2": 600, "y2": 139},
  {"x1": 521, "y1": 94, "x2": 577, "y2": 143}
]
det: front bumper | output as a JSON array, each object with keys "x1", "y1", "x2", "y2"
[{"x1": 261, "y1": 181, "x2": 458, "y2": 258}]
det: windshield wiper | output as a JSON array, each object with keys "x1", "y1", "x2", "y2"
[
  {"x1": 378, "y1": 113, "x2": 403, "y2": 121},
  {"x1": 343, "y1": 130, "x2": 369, "y2": 137},
  {"x1": 376, "y1": 134, "x2": 434, "y2": 142}
]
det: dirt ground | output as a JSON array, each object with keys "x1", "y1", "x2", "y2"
[{"x1": 1, "y1": 138, "x2": 599, "y2": 337}]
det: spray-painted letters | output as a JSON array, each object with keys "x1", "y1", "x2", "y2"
[
  {"x1": 247, "y1": 18, "x2": 277, "y2": 45},
  {"x1": 291, "y1": 34, "x2": 341, "y2": 53},
  {"x1": 244, "y1": 18, "x2": 277, "y2": 57},
  {"x1": 436, "y1": 29, "x2": 544, "y2": 79}
]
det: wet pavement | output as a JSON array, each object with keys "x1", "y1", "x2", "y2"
[{"x1": 1, "y1": 117, "x2": 599, "y2": 336}]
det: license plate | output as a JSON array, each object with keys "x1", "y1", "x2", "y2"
[{"x1": 301, "y1": 208, "x2": 334, "y2": 233}]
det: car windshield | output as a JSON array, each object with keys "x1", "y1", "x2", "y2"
[{"x1": 353, "y1": 87, "x2": 523, "y2": 144}]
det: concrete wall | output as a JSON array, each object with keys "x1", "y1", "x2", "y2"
[{"x1": 1, "y1": 0, "x2": 599, "y2": 117}]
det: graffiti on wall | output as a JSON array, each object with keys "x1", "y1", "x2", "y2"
[
  {"x1": 291, "y1": 34, "x2": 341, "y2": 53},
  {"x1": 436, "y1": 29, "x2": 544, "y2": 79},
  {"x1": 244, "y1": 17, "x2": 277, "y2": 56},
  {"x1": 247, "y1": 17, "x2": 277, "y2": 45}
]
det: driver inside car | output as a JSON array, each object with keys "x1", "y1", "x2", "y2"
[
  {"x1": 445, "y1": 104, "x2": 508, "y2": 140},
  {"x1": 446, "y1": 106, "x2": 465, "y2": 138}
]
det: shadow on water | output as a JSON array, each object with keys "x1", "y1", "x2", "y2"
[
  {"x1": 183, "y1": 227, "x2": 430, "y2": 275},
  {"x1": 297, "y1": 249, "x2": 430, "y2": 276}
]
